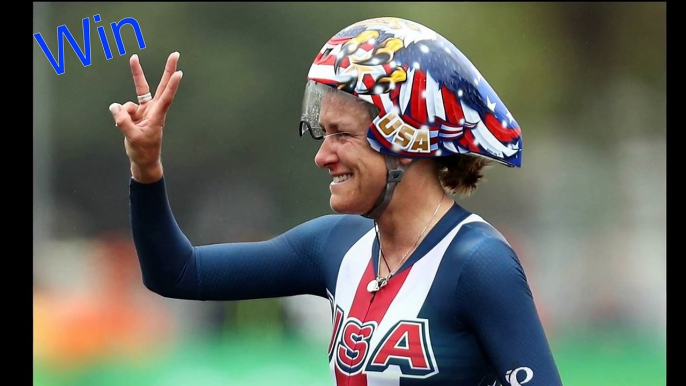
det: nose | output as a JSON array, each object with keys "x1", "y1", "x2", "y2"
[{"x1": 314, "y1": 136, "x2": 338, "y2": 169}]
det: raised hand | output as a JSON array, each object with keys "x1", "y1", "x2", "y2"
[{"x1": 110, "y1": 52, "x2": 183, "y2": 183}]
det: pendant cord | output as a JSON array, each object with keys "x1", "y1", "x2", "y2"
[
  {"x1": 375, "y1": 229, "x2": 391, "y2": 272},
  {"x1": 372, "y1": 193, "x2": 446, "y2": 290}
]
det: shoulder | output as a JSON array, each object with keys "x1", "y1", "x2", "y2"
[
  {"x1": 291, "y1": 213, "x2": 373, "y2": 232},
  {"x1": 284, "y1": 213, "x2": 374, "y2": 241},
  {"x1": 279, "y1": 213, "x2": 374, "y2": 260},
  {"x1": 445, "y1": 214, "x2": 520, "y2": 273},
  {"x1": 440, "y1": 214, "x2": 533, "y2": 303}
]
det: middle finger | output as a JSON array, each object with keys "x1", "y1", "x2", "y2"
[{"x1": 154, "y1": 52, "x2": 180, "y2": 101}]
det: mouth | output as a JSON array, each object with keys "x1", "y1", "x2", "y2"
[{"x1": 331, "y1": 174, "x2": 353, "y2": 184}]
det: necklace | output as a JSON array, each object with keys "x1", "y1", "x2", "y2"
[{"x1": 367, "y1": 193, "x2": 446, "y2": 293}]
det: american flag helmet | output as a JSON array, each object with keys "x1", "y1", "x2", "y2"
[{"x1": 299, "y1": 17, "x2": 522, "y2": 168}]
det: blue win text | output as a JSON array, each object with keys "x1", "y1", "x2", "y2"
[{"x1": 34, "y1": 14, "x2": 146, "y2": 75}]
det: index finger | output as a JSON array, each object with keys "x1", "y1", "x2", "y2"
[{"x1": 129, "y1": 54, "x2": 150, "y2": 97}]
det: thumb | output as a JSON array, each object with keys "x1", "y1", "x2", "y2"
[{"x1": 110, "y1": 103, "x2": 136, "y2": 137}]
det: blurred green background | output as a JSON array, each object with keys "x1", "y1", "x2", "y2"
[{"x1": 33, "y1": 2, "x2": 666, "y2": 385}]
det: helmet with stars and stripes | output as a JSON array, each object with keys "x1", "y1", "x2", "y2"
[{"x1": 299, "y1": 17, "x2": 522, "y2": 168}]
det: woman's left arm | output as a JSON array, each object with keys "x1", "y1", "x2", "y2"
[{"x1": 455, "y1": 237, "x2": 564, "y2": 386}]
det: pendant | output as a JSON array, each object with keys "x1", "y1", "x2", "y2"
[
  {"x1": 367, "y1": 277, "x2": 388, "y2": 293},
  {"x1": 367, "y1": 279, "x2": 380, "y2": 293}
]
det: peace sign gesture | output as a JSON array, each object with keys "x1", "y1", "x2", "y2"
[{"x1": 110, "y1": 52, "x2": 183, "y2": 183}]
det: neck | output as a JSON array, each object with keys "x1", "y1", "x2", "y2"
[{"x1": 375, "y1": 164, "x2": 452, "y2": 268}]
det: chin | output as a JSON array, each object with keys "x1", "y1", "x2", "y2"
[{"x1": 329, "y1": 195, "x2": 370, "y2": 215}]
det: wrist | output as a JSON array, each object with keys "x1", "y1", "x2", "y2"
[{"x1": 131, "y1": 161, "x2": 163, "y2": 184}]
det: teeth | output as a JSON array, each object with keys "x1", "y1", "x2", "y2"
[{"x1": 333, "y1": 174, "x2": 352, "y2": 183}]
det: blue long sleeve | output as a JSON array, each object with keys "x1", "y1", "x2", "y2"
[{"x1": 129, "y1": 177, "x2": 331, "y2": 301}]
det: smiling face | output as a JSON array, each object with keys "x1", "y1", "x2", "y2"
[{"x1": 314, "y1": 91, "x2": 387, "y2": 214}]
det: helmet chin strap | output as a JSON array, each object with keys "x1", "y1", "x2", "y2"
[{"x1": 362, "y1": 155, "x2": 418, "y2": 220}]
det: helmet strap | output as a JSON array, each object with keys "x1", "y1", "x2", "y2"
[{"x1": 362, "y1": 156, "x2": 418, "y2": 219}]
